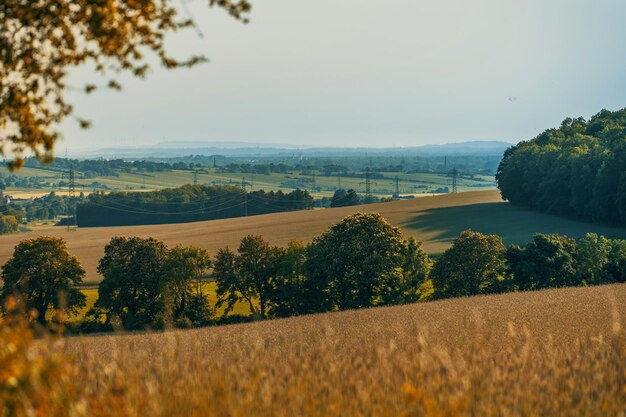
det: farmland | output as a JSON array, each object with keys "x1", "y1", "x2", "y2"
[
  {"x1": 3, "y1": 190, "x2": 626, "y2": 283},
  {"x1": 55, "y1": 283, "x2": 625, "y2": 416},
  {"x1": 0, "y1": 164, "x2": 495, "y2": 199},
  {"x1": 2, "y1": 190, "x2": 625, "y2": 283}
]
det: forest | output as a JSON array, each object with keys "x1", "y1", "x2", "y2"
[
  {"x1": 497, "y1": 108, "x2": 626, "y2": 225},
  {"x1": 76, "y1": 185, "x2": 314, "y2": 227}
]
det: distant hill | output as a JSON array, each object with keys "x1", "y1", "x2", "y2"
[{"x1": 78, "y1": 140, "x2": 513, "y2": 159}]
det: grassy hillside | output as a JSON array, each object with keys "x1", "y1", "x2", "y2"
[
  {"x1": 60, "y1": 284, "x2": 625, "y2": 416},
  {"x1": 2, "y1": 190, "x2": 626, "y2": 282}
]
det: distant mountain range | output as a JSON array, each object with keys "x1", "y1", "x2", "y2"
[{"x1": 77, "y1": 140, "x2": 514, "y2": 159}]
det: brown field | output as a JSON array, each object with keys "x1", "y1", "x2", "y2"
[
  {"x1": 55, "y1": 284, "x2": 625, "y2": 416},
  {"x1": 2, "y1": 190, "x2": 626, "y2": 282}
]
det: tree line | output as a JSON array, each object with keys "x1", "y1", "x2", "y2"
[
  {"x1": 2, "y1": 213, "x2": 625, "y2": 332},
  {"x1": 23, "y1": 157, "x2": 197, "y2": 177},
  {"x1": 76, "y1": 185, "x2": 314, "y2": 227},
  {"x1": 497, "y1": 108, "x2": 626, "y2": 225}
]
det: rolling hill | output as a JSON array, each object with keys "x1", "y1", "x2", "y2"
[
  {"x1": 61, "y1": 284, "x2": 625, "y2": 416},
  {"x1": 2, "y1": 190, "x2": 626, "y2": 282}
]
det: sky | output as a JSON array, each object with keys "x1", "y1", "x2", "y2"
[{"x1": 60, "y1": 0, "x2": 626, "y2": 151}]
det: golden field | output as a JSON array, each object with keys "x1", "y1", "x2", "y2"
[
  {"x1": 67, "y1": 284, "x2": 252, "y2": 322},
  {"x1": 2, "y1": 190, "x2": 626, "y2": 282},
  {"x1": 20, "y1": 284, "x2": 617, "y2": 417}
]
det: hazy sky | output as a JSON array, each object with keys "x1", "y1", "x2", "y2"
[{"x1": 60, "y1": 0, "x2": 626, "y2": 151}]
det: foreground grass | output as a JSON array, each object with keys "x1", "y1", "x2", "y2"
[{"x1": 13, "y1": 284, "x2": 615, "y2": 416}]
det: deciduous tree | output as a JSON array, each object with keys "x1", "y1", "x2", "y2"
[
  {"x1": 506, "y1": 233, "x2": 577, "y2": 290},
  {"x1": 213, "y1": 235, "x2": 283, "y2": 319},
  {"x1": 430, "y1": 230, "x2": 505, "y2": 298},
  {"x1": 96, "y1": 236, "x2": 168, "y2": 330},
  {"x1": 1, "y1": 236, "x2": 86, "y2": 323},
  {"x1": 306, "y1": 213, "x2": 406, "y2": 310}
]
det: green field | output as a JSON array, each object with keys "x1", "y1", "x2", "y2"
[{"x1": 0, "y1": 165, "x2": 496, "y2": 199}]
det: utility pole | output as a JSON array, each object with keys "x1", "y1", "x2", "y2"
[{"x1": 451, "y1": 168, "x2": 458, "y2": 194}]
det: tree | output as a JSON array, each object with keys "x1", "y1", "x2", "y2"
[
  {"x1": 330, "y1": 189, "x2": 360, "y2": 208},
  {"x1": 506, "y1": 233, "x2": 578, "y2": 290},
  {"x1": 0, "y1": 215, "x2": 19, "y2": 234},
  {"x1": 162, "y1": 245, "x2": 213, "y2": 327},
  {"x1": 95, "y1": 236, "x2": 169, "y2": 330},
  {"x1": 430, "y1": 230, "x2": 506, "y2": 298},
  {"x1": 396, "y1": 237, "x2": 431, "y2": 303},
  {"x1": 266, "y1": 240, "x2": 313, "y2": 317},
  {"x1": 607, "y1": 239, "x2": 626, "y2": 283},
  {"x1": 575, "y1": 233, "x2": 613, "y2": 285},
  {"x1": 497, "y1": 108, "x2": 626, "y2": 226},
  {"x1": 306, "y1": 213, "x2": 406, "y2": 310},
  {"x1": 1, "y1": 0, "x2": 251, "y2": 168},
  {"x1": 213, "y1": 235, "x2": 283, "y2": 319},
  {"x1": 1, "y1": 237, "x2": 86, "y2": 323}
]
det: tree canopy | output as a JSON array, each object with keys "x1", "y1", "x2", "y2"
[
  {"x1": 0, "y1": 0, "x2": 251, "y2": 168},
  {"x1": 1, "y1": 236, "x2": 86, "y2": 323},
  {"x1": 213, "y1": 235, "x2": 284, "y2": 319},
  {"x1": 496, "y1": 108, "x2": 626, "y2": 225},
  {"x1": 430, "y1": 230, "x2": 506, "y2": 298},
  {"x1": 306, "y1": 212, "x2": 407, "y2": 310}
]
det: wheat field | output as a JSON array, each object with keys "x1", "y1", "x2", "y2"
[
  {"x1": 2, "y1": 190, "x2": 626, "y2": 282},
  {"x1": 38, "y1": 284, "x2": 622, "y2": 417}
]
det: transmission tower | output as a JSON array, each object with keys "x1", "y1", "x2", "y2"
[
  {"x1": 68, "y1": 165, "x2": 76, "y2": 199},
  {"x1": 67, "y1": 160, "x2": 77, "y2": 230},
  {"x1": 394, "y1": 175, "x2": 400, "y2": 197},
  {"x1": 241, "y1": 177, "x2": 248, "y2": 217},
  {"x1": 359, "y1": 167, "x2": 377, "y2": 198},
  {"x1": 451, "y1": 168, "x2": 458, "y2": 194},
  {"x1": 337, "y1": 175, "x2": 341, "y2": 190},
  {"x1": 193, "y1": 170, "x2": 198, "y2": 185}
]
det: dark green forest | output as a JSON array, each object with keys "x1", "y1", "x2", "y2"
[
  {"x1": 76, "y1": 185, "x2": 314, "y2": 227},
  {"x1": 497, "y1": 108, "x2": 626, "y2": 225}
]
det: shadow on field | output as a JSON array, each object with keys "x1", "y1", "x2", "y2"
[{"x1": 403, "y1": 202, "x2": 626, "y2": 247}]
